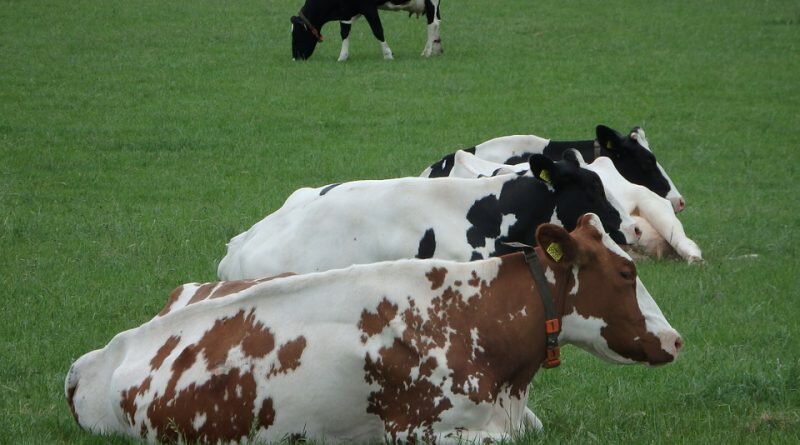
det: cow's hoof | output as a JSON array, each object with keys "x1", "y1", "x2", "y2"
[
  {"x1": 678, "y1": 240, "x2": 703, "y2": 264},
  {"x1": 422, "y1": 41, "x2": 443, "y2": 57},
  {"x1": 384, "y1": 53, "x2": 394, "y2": 60},
  {"x1": 687, "y1": 255, "x2": 704, "y2": 265}
]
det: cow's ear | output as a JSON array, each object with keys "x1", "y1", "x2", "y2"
[
  {"x1": 596, "y1": 125, "x2": 625, "y2": 151},
  {"x1": 562, "y1": 148, "x2": 585, "y2": 167},
  {"x1": 535, "y1": 224, "x2": 579, "y2": 266},
  {"x1": 529, "y1": 154, "x2": 556, "y2": 185}
]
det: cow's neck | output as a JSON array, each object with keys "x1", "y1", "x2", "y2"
[
  {"x1": 491, "y1": 176, "x2": 557, "y2": 254},
  {"x1": 478, "y1": 252, "x2": 571, "y2": 397},
  {"x1": 543, "y1": 139, "x2": 598, "y2": 162},
  {"x1": 300, "y1": 0, "x2": 330, "y2": 28},
  {"x1": 526, "y1": 247, "x2": 570, "y2": 368}
]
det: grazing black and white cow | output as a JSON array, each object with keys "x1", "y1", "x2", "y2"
[
  {"x1": 290, "y1": 0, "x2": 442, "y2": 61},
  {"x1": 421, "y1": 125, "x2": 686, "y2": 213},
  {"x1": 218, "y1": 155, "x2": 639, "y2": 280}
]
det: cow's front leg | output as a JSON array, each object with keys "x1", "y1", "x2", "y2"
[
  {"x1": 360, "y1": 5, "x2": 393, "y2": 59},
  {"x1": 422, "y1": 0, "x2": 442, "y2": 56},
  {"x1": 636, "y1": 194, "x2": 703, "y2": 263},
  {"x1": 338, "y1": 20, "x2": 353, "y2": 62},
  {"x1": 423, "y1": 21, "x2": 442, "y2": 57},
  {"x1": 523, "y1": 407, "x2": 544, "y2": 432}
]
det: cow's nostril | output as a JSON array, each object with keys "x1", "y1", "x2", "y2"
[
  {"x1": 674, "y1": 336, "x2": 684, "y2": 353},
  {"x1": 674, "y1": 197, "x2": 686, "y2": 212},
  {"x1": 634, "y1": 226, "x2": 642, "y2": 238}
]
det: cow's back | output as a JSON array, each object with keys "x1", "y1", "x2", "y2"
[{"x1": 218, "y1": 176, "x2": 517, "y2": 279}]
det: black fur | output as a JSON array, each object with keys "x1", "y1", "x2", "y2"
[
  {"x1": 427, "y1": 146, "x2": 475, "y2": 178},
  {"x1": 421, "y1": 125, "x2": 673, "y2": 199},
  {"x1": 463, "y1": 155, "x2": 627, "y2": 260},
  {"x1": 319, "y1": 183, "x2": 342, "y2": 196},
  {"x1": 415, "y1": 228, "x2": 437, "y2": 259},
  {"x1": 291, "y1": 0, "x2": 439, "y2": 60}
]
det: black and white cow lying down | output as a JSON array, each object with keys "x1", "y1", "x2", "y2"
[
  {"x1": 218, "y1": 155, "x2": 639, "y2": 280},
  {"x1": 291, "y1": 0, "x2": 442, "y2": 61},
  {"x1": 421, "y1": 125, "x2": 687, "y2": 213},
  {"x1": 447, "y1": 149, "x2": 704, "y2": 263}
]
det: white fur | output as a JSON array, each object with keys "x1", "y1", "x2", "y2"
[
  {"x1": 583, "y1": 157, "x2": 701, "y2": 263},
  {"x1": 380, "y1": 41, "x2": 393, "y2": 60},
  {"x1": 337, "y1": 36, "x2": 350, "y2": 62},
  {"x1": 632, "y1": 128, "x2": 684, "y2": 212},
  {"x1": 218, "y1": 175, "x2": 557, "y2": 280}
]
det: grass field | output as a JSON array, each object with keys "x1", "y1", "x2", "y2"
[{"x1": 2, "y1": 0, "x2": 799, "y2": 443}]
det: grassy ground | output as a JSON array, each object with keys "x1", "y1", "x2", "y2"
[{"x1": 2, "y1": 0, "x2": 799, "y2": 443}]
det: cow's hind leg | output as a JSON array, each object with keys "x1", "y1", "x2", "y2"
[
  {"x1": 338, "y1": 20, "x2": 353, "y2": 62},
  {"x1": 361, "y1": 5, "x2": 393, "y2": 59},
  {"x1": 422, "y1": 0, "x2": 442, "y2": 56}
]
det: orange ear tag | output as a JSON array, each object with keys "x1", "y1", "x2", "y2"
[{"x1": 546, "y1": 242, "x2": 563, "y2": 262}]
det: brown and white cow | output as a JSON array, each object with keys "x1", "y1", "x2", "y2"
[{"x1": 66, "y1": 214, "x2": 682, "y2": 444}]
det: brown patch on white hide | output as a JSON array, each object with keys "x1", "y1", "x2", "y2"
[
  {"x1": 357, "y1": 255, "x2": 548, "y2": 441},
  {"x1": 120, "y1": 309, "x2": 305, "y2": 443}
]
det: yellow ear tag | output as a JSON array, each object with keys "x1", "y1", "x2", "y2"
[
  {"x1": 539, "y1": 169, "x2": 551, "y2": 183},
  {"x1": 546, "y1": 242, "x2": 563, "y2": 262}
]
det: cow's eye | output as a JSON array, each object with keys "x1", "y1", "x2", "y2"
[{"x1": 620, "y1": 270, "x2": 635, "y2": 281}]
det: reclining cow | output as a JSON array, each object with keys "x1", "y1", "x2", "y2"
[
  {"x1": 66, "y1": 214, "x2": 682, "y2": 444},
  {"x1": 217, "y1": 155, "x2": 639, "y2": 280},
  {"x1": 447, "y1": 149, "x2": 703, "y2": 263},
  {"x1": 421, "y1": 125, "x2": 686, "y2": 213},
  {"x1": 291, "y1": 0, "x2": 442, "y2": 61}
]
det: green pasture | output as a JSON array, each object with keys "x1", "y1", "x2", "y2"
[{"x1": 2, "y1": 0, "x2": 799, "y2": 443}]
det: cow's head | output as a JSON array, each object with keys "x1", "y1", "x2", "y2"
[
  {"x1": 529, "y1": 154, "x2": 638, "y2": 245},
  {"x1": 291, "y1": 15, "x2": 322, "y2": 60},
  {"x1": 596, "y1": 125, "x2": 685, "y2": 212},
  {"x1": 536, "y1": 214, "x2": 682, "y2": 366}
]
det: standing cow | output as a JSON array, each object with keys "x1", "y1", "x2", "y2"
[
  {"x1": 217, "y1": 155, "x2": 640, "y2": 280},
  {"x1": 291, "y1": 0, "x2": 442, "y2": 61},
  {"x1": 421, "y1": 125, "x2": 686, "y2": 213},
  {"x1": 66, "y1": 214, "x2": 682, "y2": 444}
]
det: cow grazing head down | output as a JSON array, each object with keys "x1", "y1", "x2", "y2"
[
  {"x1": 596, "y1": 125, "x2": 685, "y2": 212},
  {"x1": 291, "y1": 15, "x2": 322, "y2": 60},
  {"x1": 528, "y1": 154, "x2": 633, "y2": 246},
  {"x1": 538, "y1": 213, "x2": 682, "y2": 365}
]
